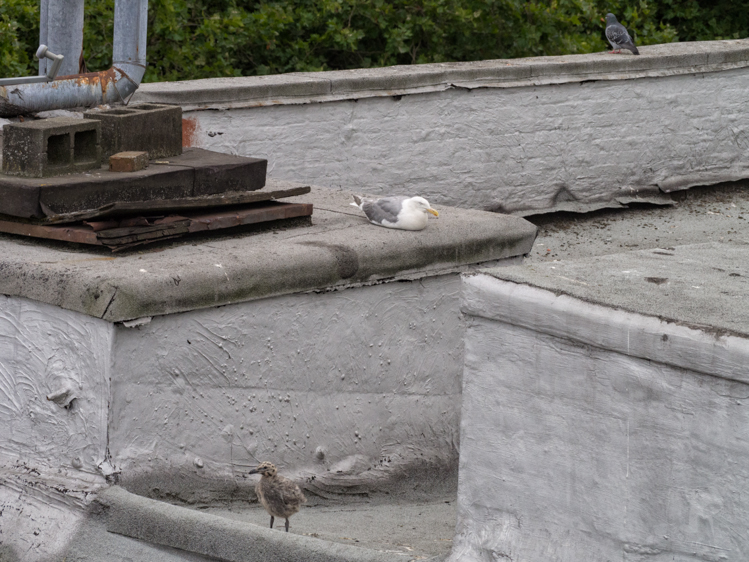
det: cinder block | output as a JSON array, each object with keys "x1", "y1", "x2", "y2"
[
  {"x1": 109, "y1": 151, "x2": 149, "y2": 173},
  {"x1": 84, "y1": 104, "x2": 182, "y2": 160},
  {"x1": 1, "y1": 117, "x2": 101, "y2": 178}
]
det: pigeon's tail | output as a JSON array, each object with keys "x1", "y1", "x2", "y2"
[
  {"x1": 351, "y1": 195, "x2": 364, "y2": 209},
  {"x1": 621, "y1": 41, "x2": 639, "y2": 55}
]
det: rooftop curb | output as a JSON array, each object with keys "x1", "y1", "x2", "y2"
[
  {"x1": 97, "y1": 486, "x2": 395, "y2": 562},
  {"x1": 132, "y1": 40, "x2": 749, "y2": 111},
  {"x1": 0, "y1": 185, "x2": 536, "y2": 322}
]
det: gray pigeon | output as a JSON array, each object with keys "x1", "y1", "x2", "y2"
[{"x1": 605, "y1": 13, "x2": 639, "y2": 55}]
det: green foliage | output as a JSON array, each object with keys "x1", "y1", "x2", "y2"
[
  {"x1": 0, "y1": 1, "x2": 746, "y2": 82},
  {"x1": 0, "y1": 0, "x2": 39, "y2": 78}
]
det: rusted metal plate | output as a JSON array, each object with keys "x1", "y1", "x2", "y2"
[{"x1": 0, "y1": 201, "x2": 313, "y2": 250}]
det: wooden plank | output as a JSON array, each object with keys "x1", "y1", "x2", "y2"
[
  {"x1": 0, "y1": 217, "x2": 100, "y2": 245},
  {"x1": 0, "y1": 201, "x2": 313, "y2": 250}
]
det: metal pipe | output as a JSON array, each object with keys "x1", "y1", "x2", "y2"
[
  {"x1": 0, "y1": 46, "x2": 65, "y2": 87},
  {"x1": 39, "y1": 0, "x2": 84, "y2": 77},
  {"x1": 0, "y1": 0, "x2": 148, "y2": 117}
]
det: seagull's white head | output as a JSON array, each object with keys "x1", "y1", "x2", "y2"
[{"x1": 406, "y1": 196, "x2": 439, "y2": 218}]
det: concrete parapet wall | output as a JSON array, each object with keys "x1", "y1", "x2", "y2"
[
  {"x1": 452, "y1": 274, "x2": 749, "y2": 561},
  {"x1": 134, "y1": 40, "x2": 749, "y2": 213},
  {"x1": 110, "y1": 274, "x2": 463, "y2": 502}
]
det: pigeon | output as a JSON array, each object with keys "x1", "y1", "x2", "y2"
[
  {"x1": 351, "y1": 195, "x2": 439, "y2": 230},
  {"x1": 249, "y1": 461, "x2": 307, "y2": 532},
  {"x1": 605, "y1": 14, "x2": 639, "y2": 55}
]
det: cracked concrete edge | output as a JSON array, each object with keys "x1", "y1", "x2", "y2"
[
  {"x1": 131, "y1": 40, "x2": 749, "y2": 110},
  {"x1": 97, "y1": 486, "x2": 395, "y2": 562}
]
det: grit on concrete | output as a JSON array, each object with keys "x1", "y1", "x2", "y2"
[
  {"x1": 195, "y1": 494, "x2": 456, "y2": 561},
  {"x1": 525, "y1": 182, "x2": 749, "y2": 262}
]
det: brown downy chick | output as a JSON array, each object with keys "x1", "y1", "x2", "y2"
[{"x1": 249, "y1": 461, "x2": 307, "y2": 532}]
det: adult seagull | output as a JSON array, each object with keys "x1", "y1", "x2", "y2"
[{"x1": 351, "y1": 195, "x2": 439, "y2": 230}]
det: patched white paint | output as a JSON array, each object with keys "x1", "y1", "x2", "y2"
[
  {"x1": 183, "y1": 68, "x2": 749, "y2": 213},
  {"x1": 0, "y1": 296, "x2": 113, "y2": 474}
]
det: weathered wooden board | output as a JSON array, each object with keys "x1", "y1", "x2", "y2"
[{"x1": 0, "y1": 201, "x2": 313, "y2": 250}]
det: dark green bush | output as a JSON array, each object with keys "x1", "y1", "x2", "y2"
[{"x1": 0, "y1": 1, "x2": 746, "y2": 83}]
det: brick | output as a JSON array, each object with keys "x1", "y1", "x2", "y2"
[
  {"x1": 109, "y1": 151, "x2": 149, "y2": 173},
  {"x1": 84, "y1": 104, "x2": 182, "y2": 160},
  {"x1": 1, "y1": 117, "x2": 101, "y2": 178}
]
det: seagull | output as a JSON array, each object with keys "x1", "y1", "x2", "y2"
[
  {"x1": 249, "y1": 461, "x2": 307, "y2": 532},
  {"x1": 351, "y1": 195, "x2": 439, "y2": 230},
  {"x1": 605, "y1": 14, "x2": 639, "y2": 55}
]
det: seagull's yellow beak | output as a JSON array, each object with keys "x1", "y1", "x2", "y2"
[{"x1": 428, "y1": 208, "x2": 439, "y2": 217}]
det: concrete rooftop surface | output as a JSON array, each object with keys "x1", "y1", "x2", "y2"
[
  {"x1": 505, "y1": 182, "x2": 749, "y2": 336},
  {"x1": 0, "y1": 182, "x2": 535, "y2": 322}
]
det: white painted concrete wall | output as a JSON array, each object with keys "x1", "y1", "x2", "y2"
[
  {"x1": 453, "y1": 275, "x2": 749, "y2": 562},
  {"x1": 109, "y1": 274, "x2": 463, "y2": 502},
  {"x1": 0, "y1": 296, "x2": 111, "y2": 562},
  {"x1": 133, "y1": 41, "x2": 749, "y2": 214},
  {"x1": 0, "y1": 295, "x2": 113, "y2": 474}
]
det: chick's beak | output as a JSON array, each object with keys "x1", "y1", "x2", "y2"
[
  {"x1": 248, "y1": 468, "x2": 260, "y2": 475},
  {"x1": 428, "y1": 208, "x2": 439, "y2": 217}
]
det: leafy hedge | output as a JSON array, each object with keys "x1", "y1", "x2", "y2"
[{"x1": 1, "y1": 0, "x2": 747, "y2": 82}]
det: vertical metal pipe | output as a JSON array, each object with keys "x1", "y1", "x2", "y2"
[
  {"x1": 38, "y1": 0, "x2": 49, "y2": 76},
  {"x1": 39, "y1": 0, "x2": 85, "y2": 77},
  {"x1": 114, "y1": 0, "x2": 148, "y2": 68}
]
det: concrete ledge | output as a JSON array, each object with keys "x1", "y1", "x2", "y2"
[
  {"x1": 462, "y1": 273, "x2": 749, "y2": 384},
  {"x1": 133, "y1": 40, "x2": 749, "y2": 110},
  {"x1": 98, "y1": 486, "x2": 393, "y2": 562},
  {"x1": 0, "y1": 184, "x2": 536, "y2": 321}
]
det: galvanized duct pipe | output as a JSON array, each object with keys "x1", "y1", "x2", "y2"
[
  {"x1": 39, "y1": 0, "x2": 85, "y2": 77},
  {"x1": 0, "y1": 0, "x2": 148, "y2": 117}
]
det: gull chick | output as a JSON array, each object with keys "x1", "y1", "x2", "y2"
[
  {"x1": 249, "y1": 461, "x2": 307, "y2": 532},
  {"x1": 351, "y1": 195, "x2": 439, "y2": 231},
  {"x1": 605, "y1": 14, "x2": 639, "y2": 55}
]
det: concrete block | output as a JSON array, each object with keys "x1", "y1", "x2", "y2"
[
  {"x1": 84, "y1": 103, "x2": 182, "y2": 160},
  {"x1": 1, "y1": 117, "x2": 101, "y2": 178},
  {"x1": 109, "y1": 151, "x2": 148, "y2": 173}
]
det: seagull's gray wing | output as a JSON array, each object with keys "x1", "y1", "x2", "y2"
[{"x1": 362, "y1": 197, "x2": 408, "y2": 224}]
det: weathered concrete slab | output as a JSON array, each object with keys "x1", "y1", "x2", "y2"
[
  {"x1": 84, "y1": 103, "x2": 182, "y2": 160},
  {"x1": 2, "y1": 117, "x2": 101, "y2": 177},
  {"x1": 0, "y1": 185, "x2": 536, "y2": 321},
  {"x1": 481, "y1": 242, "x2": 749, "y2": 338},
  {"x1": 0, "y1": 147, "x2": 267, "y2": 218}
]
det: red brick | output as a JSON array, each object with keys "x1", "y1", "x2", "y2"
[{"x1": 109, "y1": 151, "x2": 149, "y2": 173}]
